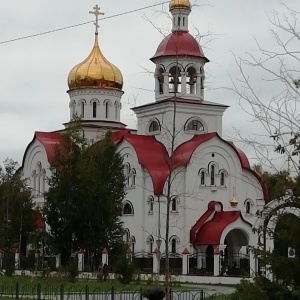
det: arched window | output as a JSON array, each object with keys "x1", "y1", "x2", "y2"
[
  {"x1": 200, "y1": 170, "x2": 205, "y2": 186},
  {"x1": 105, "y1": 102, "x2": 109, "y2": 118},
  {"x1": 92, "y1": 102, "x2": 97, "y2": 118},
  {"x1": 246, "y1": 202, "x2": 251, "y2": 214},
  {"x1": 200, "y1": 66, "x2": 205, "y2": 96},
  {"x1": 131, "y1": 169, "x2": 136, "y2": 187},
  {"x1": 131, "y1": 236, "x2": 136, "y2": 253},
  {"x1": 123, "y1": 202, "x2": 134, "y2": 215},
  {"x1": 210, "y1": 165, "x2": 215, "y2": 186},
  {"x1": 148, "y1": 196, "x2": 154, "y2": 213},
  {"x1": 220, "y1": 171, "x2": 225, "y2": 186},
  {"x1": 169, "y1": 66, "x2": 181, "y2": 93},
  {"x1": 177, "y1": 17, "x2": 181, "y2": 27},
  {"x1": 147, "y1": 235, "x2": 154, "y2": 253},
  {"x1": 36, "y1": 162, "x2": 42, "y2": 196},
  {"x1": 187, "y1": 67, "x2": 197, "y2": 94},
  {"x1": 81, "y1": 102, "x2": 85, "y2": 118},
  {"x1": 42, "y1": 169, "x2": 46, "y2": 194},
  {"x1": 171, "y1": 238, "x2": 177, "y2": 254},
  {"x1": 149, "y1": 119, "x2": 160, "y2": 133},
  {"x1": 124, "y1": 163, "x2": 130, "y2": 187},
  {"x1": 171, "y1": 197, "x2": 178, "y2": 212},
  {"x1": 71, "y1": 101, "x2": 76, "y2": 118},
  {"x1": 32, "y1": 170, "x2": 37, "y2": 196},
  {"x1": 157, "y1": 68, "x2": 164, "y2": 94},
  {"x1": 124, "y1": 229, "x2": 130, "y2": 243},
  {"x1": 185, "y1": 119, "x2": 204, "y2": 132}
]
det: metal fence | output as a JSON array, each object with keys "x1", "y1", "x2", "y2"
[{"x1": 0, "y1": 284, "x2": 234, "y2": 300}]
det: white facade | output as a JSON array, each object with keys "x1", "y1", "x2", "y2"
[{"x1": 20, "y1": 1, "x2": 267, "y2": 277}]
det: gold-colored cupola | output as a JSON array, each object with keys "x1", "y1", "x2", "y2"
[
  {"x1": 68, "y1": 5, "x2": 123, "y2": 91},
  {"x1": 169, "y1": 0, "x2": 191, "y2": 10}
]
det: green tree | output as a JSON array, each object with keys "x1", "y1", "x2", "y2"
[
  {"x1": 0, "y1": 158, "x2": 36, "y2": 268},
  {"x1": 44, "y1": 123, "x2": 126, "y2": 265}
]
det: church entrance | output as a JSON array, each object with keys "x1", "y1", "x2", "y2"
[{"x1": 221, "y1": 229, "x2": 249, "y2": 276}]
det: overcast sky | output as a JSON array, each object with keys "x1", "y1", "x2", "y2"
[{"x1": 0, "y1": 0, "x2": 298, "y2": 167}]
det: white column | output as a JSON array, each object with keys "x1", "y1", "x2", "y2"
[
  {"x1": 154, "y1": 75, "x2": 159, "y2": 97},
  {"x1": 180, "y1": 72, "x2": 187, "y2": 94},
  {"x1": 213, "y1": 246, "x2": 220, "y2": 276},
  {"x1": 153, "y1": 248, "x2": 158, "y2": 273},
  {"x1": 56, "y1": 253, "x2": 61, "y2": 269},
  {"x1": 163, "y1": 73, "x2": 169, "y2": 96},
  {"x1": 197, "y1": 250, "x2": 202, "y2": 269},
  {"x1": 78, "y1": 249, "x2": 84, "y2": 272},
  {"x1": 196, "y1": 73, "x2": 201, "y2": 96},
  {"x1": 102, "y1": 248, "x2": 108, "y2": 264},
  {"x1": 15, "y1": 248, "x2": 20, "y2": 270},
  {"x1": 182, "y1": 248, "x2": 190, "y2": 275},
  {"x1": 266, "y1": 264, "x2": 273, "y2": 281}
]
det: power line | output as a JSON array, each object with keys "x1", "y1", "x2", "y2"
[{"x1": 0, "y1": 2, "x2": 169, "y2": 45}]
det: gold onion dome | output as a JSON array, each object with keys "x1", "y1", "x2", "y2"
[
  {"x1": 230, "y1": 196, "x2": 238, "y2": 208},
  {"x1": 68, "y1": 35, "x2": 123, "y2": 90},
  {"x1": 169, "y1": 0, "x2": 191, "y2": 10}
]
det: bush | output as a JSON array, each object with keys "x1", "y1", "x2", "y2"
[
  {"x1": 142, "y1": 288, "x2": 165, "y2": 300},
  {"x1": 115, "y1": 254, "x2": 134, "y2": 284},
  {"x1": 66, "y1": 259, "x2": 79, "y2": 283}
]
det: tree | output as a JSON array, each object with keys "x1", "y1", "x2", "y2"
[
  {"x1": 44, "y1": 122, "x2": 126, "y2": 266},
  {"x1": 228, "y1": 4, "x2": 300, "y2": 174},
  {"x1": 0, "y1": 158, "x2": 36, "y2": 267}
]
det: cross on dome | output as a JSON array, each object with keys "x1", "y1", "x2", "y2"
[{"x1": 89, "y1": 4, "x2": 104, "y2": 35}]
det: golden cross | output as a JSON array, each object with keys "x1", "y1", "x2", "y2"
[{"x1": 89, "y1": 4, "x2": 104, "y2": 34}]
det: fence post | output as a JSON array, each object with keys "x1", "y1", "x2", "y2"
[
  {"x1": 140, "y1": 286, "x2": 143, "y2": 300},
  {"x1": 15, "y1": 282, "x2": 19, "y2": 300},
  {"x1": 85, "y1": 285, "x2": 89, "y2": 300},
  {"x1": 37, "y1": 283, "x2": 41, "y2": 300},
  {"x1": 200, "y1": 290, "x2": 204, "y2": 300},
  {"x1": 60, "y1": 284, "x2": 64, "y2": 300},
  {"x1": 169, "y1": 288, "x2": 172, "y2": 300},
  {"x1": 111, "y1": 286, "x2": 115, "y2": 300}
]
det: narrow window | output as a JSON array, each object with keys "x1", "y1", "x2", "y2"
[
  {"x1": 149, "y1": 237, "x2": 154, "y2": 253},
  {"x1": 42, "y1": 169, "x2": 46, "y2": 194},
  {"x1": 105, "y1": 102, "x2": 109, "y2": 118},
  {"x1": 178, "y1": 17, "x2": 180, "y2": 27},
  {"x1": 93, "y1": 102, "x2": 97, "y2": 118},
  {"x1": 171, "y1": 239, "x2": 176, "y2": 254},
  {"x1": 81, "y1": 102, "x2": 85, "y2": 118},
  {"x1": 220, "y1": 172, "x2": 225, "y2": 186},
  {"x1": 149, "y1": 120, "x2": 160, "y2": 132},
  {"x1": 200, "y1": 171, "x2": 205, "y2": 185},
  {"x1": 246, "y1": 202, "x2": 251, "y2": 214},
  {"x1": 131, "y1": 169, "x2": 136, "y2": 187},
  {"x1": 171, "y1": 198, "x2": 177, "y2": 211},
  {"x1": 210, "y1": 165, "x2": 215, "y2": 186},
  {"x1": 183, "y1": 17, "x2": 185, "y2": 27},
  {"x1": 149, "y1": 196, "x2": 154, "y2": 213}
]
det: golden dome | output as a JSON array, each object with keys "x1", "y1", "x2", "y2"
[
  {"x1": 169, "y1": 0, "x2": 191, "y2": 10},
  {"x1": 230, "y1": 196, "x2": 238, "y2": 208},
  {"x1": 68, "y1": 35, "x2": 123, "y2": 90}
]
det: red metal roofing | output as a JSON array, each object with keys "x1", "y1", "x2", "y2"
[
  {"x1": 194, "y1": 210, "x2": 241, "y2": 245},
  {"x1": 33, "y1": 210, "x2": 44, "y2": 230},
  {"x1": 190, "y1": 201, "x2": 216, "y2": 244},
  {"x1": 151, "y1": 31, "x2": 209, "y2": 61},
  {"x1": 35, "y1": 132, "x2": 61, "y2": 162},
  {"x1": 113, "y1": 130, "x2": 170, "y2": 195}
]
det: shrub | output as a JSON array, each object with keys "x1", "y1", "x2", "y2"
[
  {"x1": 115, "y1": 254, "x2": 134, "y2": 284},
  {"x1": 66, "y1": 259, "x2": 79, "y2": 283},
  {"x1": 142, "y1": 288, "x2": 165, "y2": 300}
]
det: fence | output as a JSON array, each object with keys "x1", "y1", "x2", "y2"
[{"x1": 0, "y1": 284, "x2": 234, "y2": 300}]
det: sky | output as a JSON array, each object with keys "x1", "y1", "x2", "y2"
[{"x1": 0, "y1": 0, "x2": 298, "y2": 168}]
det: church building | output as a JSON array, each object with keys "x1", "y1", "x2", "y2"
[{"x1": 21, "y1": 0, "x2": 268, "y2": 278}]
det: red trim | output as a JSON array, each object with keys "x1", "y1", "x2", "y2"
[
  {"x1": 151, "y1": 31, "x2": 209, "y2": 62},
  {"x1": 190, "y1": 201, "x2": 216, "y2": 244},
  {"x1": 194, "y1": 211, "x2": 241, "y2": 245},
  {"x1": 153, "y1": 247, "x2": 158, "y2": 254},
  {"x1": 33, "y1": 209, "x2": 44, "y2": 230},
  {"x1": 102, "y1": 248, "x2": 109, "y2": 254},
  {"x1": 182, "y1": 248, "x2": 190, "y2": 255}
]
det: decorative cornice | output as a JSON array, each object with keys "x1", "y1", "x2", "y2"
[{"x1": 67, "y1": 89, "x2": 123, "y2": 98}]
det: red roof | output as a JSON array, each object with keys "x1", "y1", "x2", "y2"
[
  {"x1": 113, "y1": 130, "x2": 170, "y2": 195},
  {"x1": 114, "y1": 130, "x2": 268, "y2": 201},
  {"x1": 151, "y1": 31, "x2": 209, "y2": 62},
  {"x1": 194, "y1": 210, "x2": 241, "y2": 245},
  {"x1": 35, "y1": 132, "x2": 61, "y2": 162},
  {"x1": 33, "y1": 210, "x2": 44, "y2": 230},
  {"x1": 102, "y1": 248, "x2": 109, "y2": 254},
  {"x1": 182, "y1": 248, "x2": 190, "y2": 254},
  {"x1": 190, "y1": 201, "x2": 216, "y2": 244}
]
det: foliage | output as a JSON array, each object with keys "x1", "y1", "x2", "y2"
[
  {"x1": 4, "y1": 251, "x2": 15, "y2": 277},
  {"x1": 66, "y1": 258, "x2": 79, "y2": 283},
  {"x1": 0, "y1": 158, "x2": 36, "y2": 255},
  {"x1": 232, "y1": 276, "x2": 298, "y2": 300},
  {"x1": 114, "y1": 253, "x2": 134, "y2": 285},
  {"x1": 44, "y1": 121, "x2": 126, "y2": 265},
  {"x1": 142, "y1": 288, "x2": 165, "y2": 300}
]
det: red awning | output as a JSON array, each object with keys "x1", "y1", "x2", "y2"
[{"x1": 194, "y1": 211, "x2": 241, "y2": 246}]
